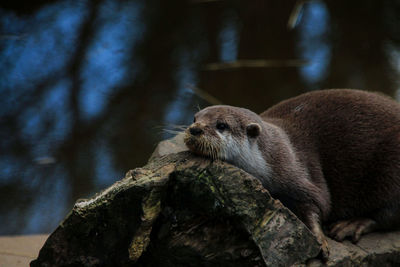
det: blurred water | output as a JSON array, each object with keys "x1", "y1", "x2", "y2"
[{"x1": 1, "y1": 0, "x2": 400, "y2": 235}]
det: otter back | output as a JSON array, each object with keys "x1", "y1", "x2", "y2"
[{"x1": 261, "y1": 89, "x2": 400, "y2": 224}]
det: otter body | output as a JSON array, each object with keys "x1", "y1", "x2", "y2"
[{"x1": 184, "y1": 89, "x2": 400, "y2": 259}]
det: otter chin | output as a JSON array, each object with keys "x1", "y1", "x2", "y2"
[{"x1": 183, "y1": 89, "x2": 400, "y2": 261}]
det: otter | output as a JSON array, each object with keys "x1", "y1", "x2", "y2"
[{"x1": 184, "y1": 89, "x2": 400, "y2": 260}]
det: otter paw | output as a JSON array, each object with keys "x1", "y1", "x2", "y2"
[
  {"x1": 328, "y1": 218, "x2": 377, "y2": 243},
  {"x1": 319, "y1": 236, "x2": 330, "y2": 262}
]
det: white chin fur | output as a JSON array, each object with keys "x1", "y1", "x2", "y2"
[{"x1": 216, "y1": 131, "x2": 271, "y2": 181}]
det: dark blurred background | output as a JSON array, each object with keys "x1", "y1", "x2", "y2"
[{"x1": 1, "y1": 0, "x2": 399, "y2": 235}]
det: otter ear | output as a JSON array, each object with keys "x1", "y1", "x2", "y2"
[{"x1": 246, "y1": 123, "x2": 261, "y2": 138}]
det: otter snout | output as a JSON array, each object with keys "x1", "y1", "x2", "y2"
[
  {"x1": 184, "y1": 122, "x2": 222, "y2": 160},
  {"x1": 189, "y1": 126, "x2": 203, "y2": 136}
]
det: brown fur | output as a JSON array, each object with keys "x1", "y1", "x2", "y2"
[
  {"x1": 261, "y1": 89, "x2": 400, "y2": 225},
  {"x1": 185, "y1": 89, "x2": 400, "y2": 259}
]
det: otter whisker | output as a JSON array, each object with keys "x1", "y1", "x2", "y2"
[
  {"x1": 213, "y1": 139, "x2": 222, "y2": 160},
  {"x1": 200, "y1": 140, "x2": 205, "y2": 155},
  {"x1": 212, "y1": 140, "x2": 219, "y2": 160},
  {"x1": 165, "y1": 123, "x2": 189, "y2": 130},
  {"x1": 213, "y1": 146, "x2": 217, "y2": 160},
  {"x1": 159, "y1": 124, "x2": 189, "y2": 136},
  {"x1": 205, "y1": 142, "x2": 210, "y2": 157},
  {"x1": 173, "y1": 125, "x2": 189, "y2": 131},
  {"x1": 211, "y1": 144, "x2": 217, "y2": 160},
  {"x1": 208, "y1": 142, "x2": 214, "y2": 159},
  {"x1": 215, "y1": 141, "x2": 220, "y2": 159},
  {"x1": 162, "y1": 129, "x2": 183, "y2": 135},
  {"x1": 204, "y1": 141, "x2": 212, "y2": 159},
  {"x1": 210, "y1": 142, "x2": 215, "y2": 159}
]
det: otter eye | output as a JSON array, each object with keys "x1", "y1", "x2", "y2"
[
  {"x1": 193, "y1": 117, "x2": 196, "y2": 123},
  {"x1": 216, "y1": 122, "x2": 229, "y2": 132}
]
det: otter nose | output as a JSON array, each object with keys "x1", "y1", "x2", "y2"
[{"x1": 189, "y1": 127, "x2": 203, "y2": 136}]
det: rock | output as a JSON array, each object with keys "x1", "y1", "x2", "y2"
[
  {"x1": 153, "y1": 134, "x2": 400, "y2": 267},
  {"x1": 304, "y1": 231, "x2": 400, "y2": 266},
  {"x1": 31, "y1": 136, "x2": 400, "y2": 266},
  {"x1": 150, "y1": 132, "x2": 188, "y2": 160},
  {"x1": 31, "y1": 151, "x2": 320, "y2": 266}
]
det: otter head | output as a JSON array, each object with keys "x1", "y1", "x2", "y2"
[{"x1": 184, "y1": 105, "x2": 263, "y2": 163}]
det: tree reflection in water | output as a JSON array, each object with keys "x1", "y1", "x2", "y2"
[{"x1": 0, "y1": 0, "x2": 399, "y2": 234}]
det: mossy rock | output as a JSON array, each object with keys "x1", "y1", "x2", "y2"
[{"x1": 31, "y1": 152, "x2": 319, "y2": 266}]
